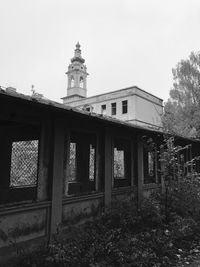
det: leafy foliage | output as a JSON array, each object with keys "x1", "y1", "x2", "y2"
[{"x1": 163, "y1": 51, "x2": 200, "y2": 137}]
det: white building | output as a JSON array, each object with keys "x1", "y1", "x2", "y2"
[{"x1": 62, "y1": 43, "x2": 163, "y2": 130}]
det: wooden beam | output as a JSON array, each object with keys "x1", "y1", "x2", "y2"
[
  {"x1": 95, "y1": 134, "x2": 100, "y2": 191},
  {"x1": 50, "y1": 120, "x2": 65, "y2": 235},
  {"x1": 104, "y1": 128, "x2": 112, "y2": 208},
  {"x1": 130, "y1": 140, "x2": 135, "y2": 186},
  {"x1": 137, "y1": 137, "x2": 144, "y2": 208},
  {"x1": 37, "y1": 121, "x2": 52, "y2": 201}
]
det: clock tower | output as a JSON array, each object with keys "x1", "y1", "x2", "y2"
[{"x1": 62, "y1": 42, "x2": 89, "y2": 104}]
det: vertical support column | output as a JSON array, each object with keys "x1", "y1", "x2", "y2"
[
  {"x1": 160, "y1": 145, "x2": 165, "y2": 194},
  {"x1": 50, "y1": 120, "x2": 65, "y2": 235},
  {"x1": 83, "y1": 76, "x2": 87, "y2": 89},
  {"x1": 189, "y1": 144, "x2": 193, "y2": 174},
  {"x1": 63, "y1": 130, "x2": 70, "y2": 196},
  {"x1": 137, "y1": 137, "x2": 144, "y2": 208},
  {"x1": 104, "y1": 128, "x2": 112, "y2": 208},
  {"x1": 130, "y1": 140, "x2": 135, "y2": 186},
  {"x1": 37, "y1": 121, "x2": 52, "y2": 201},
  {"x1": 155, "y1": 148, "x2": 158, "y2": 184},
  {"x1": 95, "y1": 134, "x2": 100, "y2": 191},
  {"x1": 68, "y1": 75, "x2": 71, "y2": 89}
]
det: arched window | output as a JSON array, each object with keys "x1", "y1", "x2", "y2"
[
  {"x1": 71, "y1": 76, "x2": 74, "y2": 87},
  {"x1": 80, "y1": 77, "x2": 84, "y2": 88}
]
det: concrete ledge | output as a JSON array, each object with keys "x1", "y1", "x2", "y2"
[
  {"x1": 62, "y1": 192, "x2": 104, "y2": 205},
  {"x1": 143, "y1": 183, "x2": 161, "y2": 190},
  {"x1": 0, "y1": 201, "x2": 51, "y2": 216},
  {"x1": 112, "y1": 186, "x2": 136, "y2": 195}
]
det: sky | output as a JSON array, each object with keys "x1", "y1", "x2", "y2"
[{"x1": 0, "y1": 0, "x2": 200, "y2": 103}]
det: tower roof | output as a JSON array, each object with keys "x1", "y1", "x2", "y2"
[{"x1": 71, "y1": 42, "x2": 85, "y2": 64}]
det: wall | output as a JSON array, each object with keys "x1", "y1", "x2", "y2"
[
  {"x1": 134, "y1": 95, "x2": 163, "y2": 128},
  {"x1": 0, "y1": 202, "x2": 50, "y2": 263},
  {"x1": 62, "y1": 193, "x2": 104, "y2": 227},
  {"x1": 63, "y1": 86, "x2": 163, "y2": 128}
]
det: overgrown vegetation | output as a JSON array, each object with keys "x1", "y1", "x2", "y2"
[
  {"x1": 163, "y1": 51, "x2": 200, "y2": 138},
  {"x1": 14, "y1": 137, "x2": 200, "y2": 267}
]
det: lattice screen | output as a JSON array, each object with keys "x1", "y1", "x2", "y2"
[{"x1": 10, "y1": 140, "x2": 39, "y2": 187}]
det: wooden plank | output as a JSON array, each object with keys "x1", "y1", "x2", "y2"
[
  {"x1": 160, "y1": 145, "x2": 165, "y2": 194},
  {"x1": 95, "y1": 134, "x2": 100, "y2": 191},
  {"x1": 137, "y1": 137, "x2": 144, "y2": 207},
  {"x1": 63, "y1": 130, "x2": 70, "y2": 196},
  {"x1": 104, "y1": 128, "x2": 112, "y2": 208},
  {"x1": 50, "y1": 120, "x2": 65, "y2": 234},
  {"x1": 130, "y1": 140, "x2": 135, "y2": 186},
  {"x1": 37, "y1": 121, "x2": 52, "y2": 201}
]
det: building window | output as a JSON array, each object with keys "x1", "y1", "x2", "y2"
[
  {"x1": 82, "y1": 104, "x2": 93, "y2": 112},
  {"x1": 89, "y1": 144, "x2": 95, "y2": 181},
  {"x1": 71, "y1": 76, "x2": 74, "y2": 87},
  {"x1": 10, "y1": 140, "x2": 39, "y2": 187},
  {"x1": 113, "y1": 139, "x2": 131, "y2": 187},
  {"x1": 69, "y1": 142, "x2": 77, "y2": 182},
  {"x1": 80, "y1": 76, "x2": 84, "y2": 88},
  {"x1": 0, "y1": 122, "x2": 40, "y2": 204},
  {"x1": 144, "y1": 148, "x2": 156, "y2": 184},
  {"x1": 111, "y1": 102, "x2": 116, "y2": 115},
  {"x1": 122, "y1": 100, "x2": 128, "y2": 114},
  {"x1": 101, "y1": 104, "x2": 106, "y2": 115},
  {"x1": 148, "y1": 151, "x2": 155, "y2": 177},
  {"x1": 114, "y1": 147, "x2": 125, "y2": 179},
  {"x1": 66, "y1": 132, "x2": 96, "y2": 195}
]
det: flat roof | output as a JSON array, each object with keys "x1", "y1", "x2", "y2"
[{"x1": 62, "y1": 85, "x2": 163, "y2": 103}]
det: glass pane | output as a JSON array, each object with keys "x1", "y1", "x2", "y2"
[
  {"x1": 69, "y1": 142, "x2": 77, "y2": 182},
  {"x1": 114, "y1": 148, "x2": 125, "y2": 179},
  {"x1": 148, "y1": 152, "x2": 154, "y2": 176},
  {"x1": 10, "y1": 140, "x2": 38, "y2": 187},
  {"x1": 89, "y1": 144, "x2": 95, "y2": 181}
]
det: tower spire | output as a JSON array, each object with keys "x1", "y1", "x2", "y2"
[
  {"x1": 62, "y1": 43, "x2": 89, "y2": 104},
  {"x1": 71, "y1": 42, "x2": 85, "y2": 64}
]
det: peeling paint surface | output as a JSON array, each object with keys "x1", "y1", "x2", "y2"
[
  {"x1": 0, "y1": 209, "x2": 46, "y2": 248},
  {"x1": 62, "y1": 198, "x2": 102, "y2": 226},
  {"x1": 112, "y1": 191, "x2": 135, "y2": 202}
]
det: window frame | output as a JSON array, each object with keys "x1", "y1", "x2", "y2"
[
  {"x1": 65, "y1": 131, "x2": 98, "y2": 195},
  {"x1": 101, "y1": 104, "x2": 106, "y2": 115},
  {"x1": 143, "y1": 146, "x2": 158, "y2": 184},
  {"x1": 0, "y1": 123, "x2": 40, "y2": 204},
  {"x1": 112, "y1": 138, "x2": 131, "y2": 188},
  {"x1": 122, "y1": 100, "x2": 128, "y2": 114},
  {"x1": 111, "y1": 102, "x2": 117, "y2": 115}
]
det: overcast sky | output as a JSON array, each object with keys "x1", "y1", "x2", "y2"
[{"x1": 0, "y1": 0, "x2": 200, "y2": 103}]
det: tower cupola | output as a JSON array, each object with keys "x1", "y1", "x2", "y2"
[
  {"x1": 62, "y1": 42, "x2": 88, "y2": 104},
  {"x1": 71, "y1": 42, "x2": 85, "y2": 64}
]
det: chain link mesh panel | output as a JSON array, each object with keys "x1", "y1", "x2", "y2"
[{"x1": 10, "y1": 140, "x2": 39, "y2": 187}]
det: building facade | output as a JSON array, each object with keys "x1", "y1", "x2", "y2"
[{"x1": 62, "y1": 43, "x2": 163, "y2": 130}]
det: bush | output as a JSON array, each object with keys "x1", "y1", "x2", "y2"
[{"x1": 14, "y1": 200, "x2": 183, "y2": 267}]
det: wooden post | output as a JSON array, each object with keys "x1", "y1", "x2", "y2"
[
  {"x1": 95, "y1": 134, "x2": 100, "y2": 191},
  {"x1": 63, "y1": 130, "x2": 70, "y2": 196},
  {"x1": 37, "y1": 121, "x2": 52, "y2": 201},
  {"x1": 137, "y1": 137, "x2": 144, "y2": 208},
  {"x1": 130, "y1": 140, "x2": 135, "y2": 186},
  {"x1": 104, "y1": 128, "x2": 112, "y2": 208},
  {"x1": 50, "y1": 120, "x2": 65, "y2": 235},
  {"x1": 160, "y1": 145, "x2": 165, "y2": 194}
]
